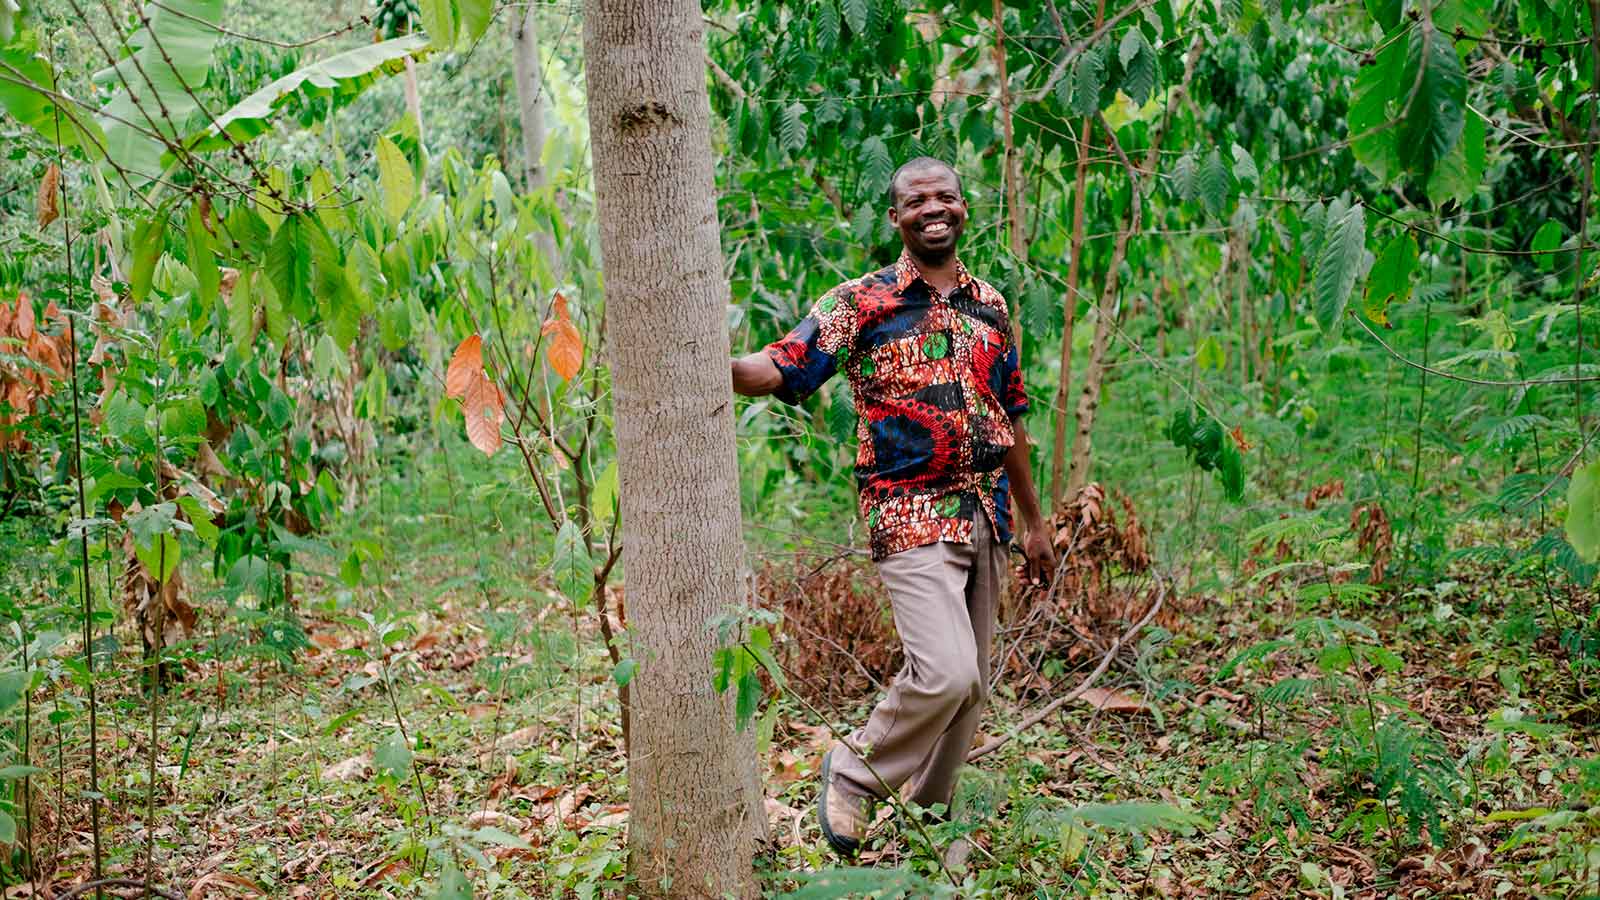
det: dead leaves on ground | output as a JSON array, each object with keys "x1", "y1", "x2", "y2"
[{"x1": 444, "y1": 334, "x2": 504, "y2": 456}]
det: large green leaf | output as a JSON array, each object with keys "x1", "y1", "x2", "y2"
[
  {"x1": 1312, "y1": 202, "x2": 1366, "y2": 333},
  {"x1": 778, "y1": 101, "x2": 807, "y2": 154},
  {"x1": 1363, "y1": 232, "x2": 1416, "y2": 326},
  {"x1": 227, "y1": 268, "x2": 256, "y2": 359},
  {"x1": 841, "y1": 0, "x2": 868, "y2": 37},
  {"x1": 1198, "y1": 149, "x2": 1231, "y2": 219},
  {"x1": 1395, "y1": 21, "x2": 1466, "y2": 182},
  {"x1": 1364, "y1": 0, "x2": 1402, "y2": 31},
  {"x1": 376, "y1": 135, "x2": 416, "y2": 225},
  {"x1": 1425, "y1": 111, "x2": 1485, "y2": 207},
  {"x1": 266, "y1": 214, "x2": 313, "y2": 321},
  {"x1": 92, "y1": 0, "x2": 224, "y2": 177},
  {"x1": 128, "y1": 212, "x2": 166, "y2": 303},
  {"x1": 1070, "y1": 42, "x2": 1107, "y2": 117},
  {"x1": 417, "y1": 0, "x2": 456, "y2": 50},
  {"x1": 0, "y1": 31, "x2": 106, "y2": 154},
  {"x1": 860, "y1": 135, "x2": 893, "y2": 202},
  {"x1": 552, "y1": 520, "x2": 594, "y2": 607},
  {"x1": 457, "y1": 0, "x2": 492, "y2": 45},
  {"x1": 188, "y1": 34, "x2": 431, "y2": 152},
  {"x1": 1568, "y1": 460, "x2": 1600, "y2": 564},
  {"x1": 186, "y1": 202, "x2": 219, "y2": 309},
  {"x1": 814, "y1": 2, "x2": 840, "y2": 53}
]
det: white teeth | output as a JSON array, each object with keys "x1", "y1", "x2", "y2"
[{"x1": 925, "y1": 222, "x2": 949, "y2": 234}]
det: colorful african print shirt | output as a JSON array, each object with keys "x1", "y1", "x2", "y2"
[{"x1": 764, "y1": 251, "x2": 1029, "y2": 561}]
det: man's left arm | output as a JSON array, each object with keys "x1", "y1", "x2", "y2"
[{"x1": 1003, "y1": 416, "x2": 1056, "y2": 586}]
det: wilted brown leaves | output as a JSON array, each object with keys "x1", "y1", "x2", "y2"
[
  {"x1": 37, "y1": 163, "x2": 60, "y2": 229},
  {"x1": 445, "y1": 334, "x2": 504, "y2": 456},
  {"x1": 541, "y1": 292, "x2": 583, "y2": 381},
  {"x1": 0, "y1": 292, "x2": 72, "y2": 451}
]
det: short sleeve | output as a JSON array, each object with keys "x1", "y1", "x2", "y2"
[
  {"x1": 762, "y1": 286, "x2": 858, "y2": 406},
  {"x1": 1000, "y1": 341, "x2": 1029, "y2": 418}
]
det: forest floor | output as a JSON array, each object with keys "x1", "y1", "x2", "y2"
[{"x1": 25, "y1": 463, "x2": 1600, "y2": 899}]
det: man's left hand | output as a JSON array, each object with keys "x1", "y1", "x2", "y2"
[{"x1": 1019, "y1": 523, "x2": 1057, "y2": 588}]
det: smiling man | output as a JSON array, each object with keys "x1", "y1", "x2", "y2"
[{"x1": 730, "y1": 157, "x2": 1055, "y2": 856}]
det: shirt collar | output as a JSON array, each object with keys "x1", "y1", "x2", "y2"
[{"x1": 894, "y1": 249, "x2": 973, "y2": 293}]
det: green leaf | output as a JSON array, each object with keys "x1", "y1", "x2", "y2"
[
  {"x1": 228, "y1": 267, "x2": 258, "y2": 358},
  {"x1": 135, "y1": 532, "x2": 181, "y2": 583},
  {"x1": 457, "y1": 0, "x2": 492, "y2": 44},
  {"x1": 175, "y1": 494, "x2": 219, "y2": 545},
  {"x1": 552, "y1": 520, "x2": 594, "y2": 607},
  {"x1": 735, "y1": 671, "x2": 760, "y2": 730},
  {"x1": 1197, "y1": 335, "x2": 1226, "y2": 371},
  {"x1": 590, "y1": 460, "x2": 619, "y2": 523},
  {"x1": 1363, "y1": 232, "x2": 1417, "y2": 326},
  {"x1": 0, "y1": 765, "x2": 46, "y2": 781},
  {"x1": 0, "y1": 809, "x2": 14, "y2": 845},
  {"x1": 611, "y1": 657, "x2": 638, "y2": 687},
  {"x1": 310, "y1": 167, "x2": 349, "y2": 233},
  {"x1": 266, "y1": 214, "x2": 313, "y2": 320},
  {"x1": 1532, "y1": 220, "x2": 1562, "y2": 272},
  {"x1": 92, "y1": 0, "x2": 225, "y2": 177},
  {"x1": 0, "y1": 669, "x2": 28, "y2": 714},
  {"x1": 815, "y1": 2, "x2": 840, "y2": 53},
  {"x1": 129, "y1": 213, "x2": 165, "y2": 303},
  {"x1": 1349, "y1": 40, "x2": 1405, "y2": 182},
  {"x1": 261, "y1": 275, "x2": 288, "y2": 348},
  {"x1": 187, "y1": 202, "x2": 219, "y2": 309},
  {"x1": 375, "y1": 729, "x2": 413, "y2": 777},
  {"x1": 1364, "y1": 0, "x2": 1402, "y2": 31},
  {"x1": 376, "y1": 135, "x2": 416, "y2": 225},
  {"x1": 432, "y1": 866, "x2": 473, "y2": 900},
  {"x1": 778, "y1": 101, "x2": 807, "y2": 154},
  {"x1": 841, "y1": 0, "x2": 868, "y2": 36},
  {"x1": 1118, "y1": 31, "x2": 1157, "y2": 106},
  {"x1": 1230, "y1": 144, "x2": 1258, "y2": 184},
  {"x1": 189, "y1": 35, "x2": 431, "y2": 152},
  {"x1": 1396, "y1": 21, "x2": 1466, "y2": 182},
  {"x1": 860, "y1": 135, "x2": 893, "y2": 202},
  {"x1": 417, "y1": 0, "x2": 455, "y2": 48},
  {"x1": 1071, "y1": 802, "x2": 1207, "y2": 835},
  {"x1": 1425, "y1": 110, "x2": 1485, "y2": 207},
  {"x1": 1567, "y1": 460, "x2": 1600, "y2": 564},
  {"x1": 1198, "y1": 149, "x2": 1231, "y2": 218},
  {"x1": 0, "y1": 0, "x2": 20, "y2": 44},
  {"x1": 1312, "y1": 203, "x2": 1366, "y2": 333},
  {"x1": 0, "y1": 33, "x2": 107, "y2": 153},
  {"x1": 1070, "y1": 43, "x2": 1107, "y2": 117}
]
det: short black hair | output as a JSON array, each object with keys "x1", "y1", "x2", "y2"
[{"x1": 888, "y1": 156, "x2": 962, "y2": 206}]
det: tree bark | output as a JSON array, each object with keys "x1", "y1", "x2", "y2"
[{"x1": 581, "y1": 2, "x2": 758, "y2": 896}]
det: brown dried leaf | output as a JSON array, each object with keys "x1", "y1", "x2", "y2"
[
  {"x1": 36, "y1": 164, "x2": 60, "y2": 230},
  {"x1": 1076, "y1": 686, "x2": 1149, "y2": 714},
  {"x1": 189, "y1": 871, "x2": 268, "y2": 899},
  {"x1": 445, "y1": 334, "x2": 483, "y2": 400},
  {"x1": 320, "y1": 754, "x2": 372, "y2": 782},
  {"x1": 541, "y1": 292, "x2": 583, "y2": 381},
  {"x1": 1228, "y1": 424, "x2": 1252, "y2": 453},
  {"x1": 14, "y1": 293, "x2": 33, "y2": 341}
]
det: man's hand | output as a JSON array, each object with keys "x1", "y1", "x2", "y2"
[
  {"x1": 731, "y1": 351, "x2": 783, "y2": 397},
  {"x1": 1019, "y1": 520, "x2": 1057, "y2": 587}
]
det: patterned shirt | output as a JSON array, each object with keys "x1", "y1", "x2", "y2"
[{"x1": 764, "y1": 251, "x2": 1029, "y2": 561}]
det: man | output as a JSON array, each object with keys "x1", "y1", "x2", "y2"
[{"x1": 730, "y1": 156, "x2": 1056, "y2": 856}]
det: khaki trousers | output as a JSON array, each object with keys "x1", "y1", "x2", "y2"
[{"x1": 829, "y1": 511, "x2": 1005, "y2": 811}]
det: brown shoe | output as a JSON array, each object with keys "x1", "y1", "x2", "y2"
[{"x1": 817, "y1": 753, "x2": 870, "y2": 857}]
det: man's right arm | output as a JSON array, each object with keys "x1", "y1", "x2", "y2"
[{"x1": 731, "y1": 351, "x2": 783, "y2": 397}]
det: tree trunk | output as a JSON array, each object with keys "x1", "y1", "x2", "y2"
[
  {"x1": 512, "y1": 6, "x2": 549, "y2": 193},
  {"x1": 402, "y1": 57, "x2": 426, "y2": 155},
  {"x1": 512, "y1": 7, "x2": 562, "y2": 274},
  {"x1": 1048, "y1": 0, "x2": 1106, "y2": 510},
  {"x1": 581, "y1": 2, "x2": 758, "y2": 896}
]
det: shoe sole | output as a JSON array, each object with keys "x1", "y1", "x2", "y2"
[{"x1": 817, "y1": 753, "x2": 861, "y2": 857}]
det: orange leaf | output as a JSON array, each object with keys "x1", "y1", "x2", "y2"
[
  {"x1": 37, "y1": 163, "x2": 60, "y2": 229},
  {"x1": 445, "y1": 334, "x2": 483, "y2": 400},
  {"x1": 1228, "y1": 425, "x2": 1252, "y2": 454},
  {"x1": 540, "y1": 292, "x2": 583, "y2": 382},
  {"x1": 463, "y1": 374, "x2": 504, "y2": 456}
]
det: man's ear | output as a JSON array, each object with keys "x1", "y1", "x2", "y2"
[{"x1": 887, "y1": 206, "x2": 899, "y2": 226}]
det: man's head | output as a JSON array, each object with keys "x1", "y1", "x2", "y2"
[{"x1": 887, "y1": 157, "x2": 967, "y2": 265}]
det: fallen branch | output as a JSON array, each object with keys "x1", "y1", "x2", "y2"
[{"x1": 967, "y1": 577, "x2": 1167, "y2": 762}]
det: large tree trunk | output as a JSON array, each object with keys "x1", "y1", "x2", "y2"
[{"x1": 581, "y1": 2, "x2": 758, "y2": 896}]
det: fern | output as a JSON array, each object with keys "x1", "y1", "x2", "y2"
[
  {"x1": 1069, "y1": 801, "x2": 1207, "y2": 835},
  {"x1": 775, "y1": 867, "x2": 950, "y2": 900},
  {"x1": 1260, "y1": 676, "x2": 1318, "y2": 705},
  {"x1": 1217, "y1": 638, "x2": 1293, "y2": 679},
  {"x1": 1475, "y1": 414, "x2": 1553, "y2": 448}
]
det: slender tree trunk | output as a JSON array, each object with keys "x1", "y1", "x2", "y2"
[
  {"x1": 581, "y1": 2, "x2": 758, "y2": 896},
  {"x1": 1049, "y1": 0, "x2": 1105, "y2": 510},
  {"x1": 512, "y1": 7, "x2": 562, "y2": 274},
  {"x1": 402, "y1": 57, "x2": 425, "y2": 152}
]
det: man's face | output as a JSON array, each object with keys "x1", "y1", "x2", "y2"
[{"x1": 888, "y1": 166, "x2": 967, "y2": 263}]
